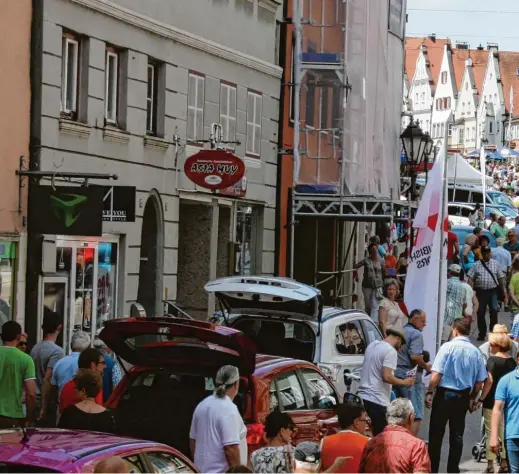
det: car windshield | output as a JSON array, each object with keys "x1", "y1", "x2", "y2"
[
  {"x1": 488, "y1": 192, "x2": 516, "y2": 209},
  {"x1": 0, "y1": 464, "x2": 58, "y2": 473}
]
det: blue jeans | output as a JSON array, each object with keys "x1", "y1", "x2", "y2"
[{"x1": 506, "y1": 439, "x2": 519, "y2": 473}]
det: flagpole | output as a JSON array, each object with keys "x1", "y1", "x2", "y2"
[
  {"x1": 508, "y1": 86, "x2": 514, "y2": 165},
  {"x1": 436, "y1": 137, "x2": 448, "y2": 354}
]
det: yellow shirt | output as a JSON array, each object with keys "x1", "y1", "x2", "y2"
[{"x1": 510, "y1": 272, "x2": 519, "y2": 310}]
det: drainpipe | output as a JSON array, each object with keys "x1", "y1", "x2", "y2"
[
  {"x1": 274, "y1": 0, "x2": 289, "y2": 276},
  {"x1": 25, "y1": 0, "x2": 44, "y2": 348}
]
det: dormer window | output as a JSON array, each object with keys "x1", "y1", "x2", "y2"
[
  {"x1": 441, "y1": 71, "x2": 448, "y2": 84},
  {"x1": 516, "y1": 67, "x2": 519, "y2": 77}
]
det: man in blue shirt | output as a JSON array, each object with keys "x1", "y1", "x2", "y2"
[
  {"x1": 491, "y1": 364, "x2": 519, "y2": 472},
  {"x1": 50, "y1": 331, "x2": 90, "y2": 396},
  {"x1": 426, "y1": 319, "x2": 488, "y2": 473}
]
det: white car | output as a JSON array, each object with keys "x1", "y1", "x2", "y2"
[
  {"x1": 448, "y1": 202, "x2": 516, "y2": 229},
  {"x1": 205, "y1": 276, "x2": 384, "y2": 396}
]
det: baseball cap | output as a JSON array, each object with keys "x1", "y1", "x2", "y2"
[
  {"x1": 294, "y1": 442, "x2": 321, "y2": 464},
  {"x1": 448, "y1": 263, "x2": 461, "y2": 274}
]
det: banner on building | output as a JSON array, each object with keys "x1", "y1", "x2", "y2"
[
  {"x1": 31, "y1": 186, "x2": 104, "y2": 236},
  {"x1": 404, "y1": 149, "x2": 448, "y2": 360},
  {"x1": 101, "y1": 186, "x2": 136, "y2": 222}
]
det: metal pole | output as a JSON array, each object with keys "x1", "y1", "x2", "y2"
[
  {"x1": 290, "y1": 0, "x2": 302, "y2": 279},
  {"x1": 452, "y1": 152, "x2": 458, "y2": 201}
]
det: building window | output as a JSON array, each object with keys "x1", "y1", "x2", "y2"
[
  {"x1": 61, "y1": 34, "x2": 80, "y2": 118},
  {"x1": 472, "y1": 126, "x2": 476, "y2": 139},
  {"x1": 448, "y1": 124, "x2": 453, "y2": 137},
  {"x1": 146, "y1": 62, "x2": 159, "y2": 135},
  {"x1": 220, "y1": 83, "x2": 237, "y2": 142},
  {"x1": 459, "y1": 127, "x2": 464, "y2": 143},
  {"x1": 188, "y1": 73, "x2": 205, "y2": 141},
  {"x1": 497, "y1": 120, "x2": 500, "y2": 133},
  {"x1": 433, "y1": 124, "x2": 437, "y2": 137},
  {"x1": 105, "y1": 49, "x2": 119, "y2": 124},
  {"x1": 441, "y1": 71, "x2": 448, "y2": 84},
  {"x1": 246, "y1": 91, "x2": 262, "y2": 156},
  {"x1": 446, "y1": 97, "x2": 451, "y2": 109},
  {"x1": 305, "y1": 74, "x2": 316, "y2": 127},
  {"x1": 490, "y1": 121, "x2": 494, "y2": 134}
]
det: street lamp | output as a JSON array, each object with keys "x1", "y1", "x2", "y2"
[
  {"x1": 400, "y1": 119, "x2": 428, "y2": 198},
  {"x1": 400, "y1": 119, "x2": 428, "y2": 169}
]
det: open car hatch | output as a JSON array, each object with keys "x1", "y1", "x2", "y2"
[
  {"x1": 99, "y1": 317, "x2": 256, "y2": 375},
  {"x1": 204, "y1": 276, "x2": 323, "y2": 321}
]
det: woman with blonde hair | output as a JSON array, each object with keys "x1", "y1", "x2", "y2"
[
  {"x1": 479, "y1": 331, "x2": 516, "y2": 473},
  {"x1": 378, "y1": 280, "x2": 407, "y2": 337}
]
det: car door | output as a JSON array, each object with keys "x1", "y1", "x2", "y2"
[
  {"x1": 270, "y1": 370, "x2": 319, "y2": 444},
  {"x1": 298, "y1": 367, "x2": 340, "y2": 438},
  {"x1": 323, "y1": 316, "x2": 370, "y2": 396}
]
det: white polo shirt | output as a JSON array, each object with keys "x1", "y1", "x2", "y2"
[{"x1": 190, "y1": 393, "x2": 247, "y2": 473}]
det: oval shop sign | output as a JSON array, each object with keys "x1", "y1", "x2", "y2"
[{"x1": 184, "y1": 150, "x2": 245, "y2": 190}]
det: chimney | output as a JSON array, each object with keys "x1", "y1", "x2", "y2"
[
  {"x1": 477, "y1": 44, "x2": 484, "y2": 51},
  {"x1": 456, "y1": 42, "x2": 469, "y2": 50},
  {"x1": 487, "y1": 43, "x2": 499, "y2": 51},
  {"x1": 429, "y1": 33, "x2": 436, "y2": 42},
  {"x1": 466, "y1": 57, "x2": 473, "y2": 67}
]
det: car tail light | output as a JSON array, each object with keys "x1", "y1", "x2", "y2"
[
  {"x1": 318, "y1": 363, "x2": 341, "y2": 382},
  {"x1": 247, "y1": 423, "x2": 265, "y2": 446}
]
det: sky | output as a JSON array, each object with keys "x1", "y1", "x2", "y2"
[{"x1": 406, "y1": 0, "x2": 519, "y2": 52}]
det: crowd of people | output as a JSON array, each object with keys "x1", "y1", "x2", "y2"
[
  {"x1": 488, "y1": 164, "x2": 519, "y2": 204},
  {"x1": 0, "y1": 311, "x2": 121, "y2": 432}
]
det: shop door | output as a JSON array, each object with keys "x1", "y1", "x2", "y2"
[{"x1": 51, "y1": 240, "x2": 118, "y2": 353}]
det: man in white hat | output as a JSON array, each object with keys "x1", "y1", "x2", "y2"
[{"x1": 443, "y1": 264, "x2": 467, "y2": 343}]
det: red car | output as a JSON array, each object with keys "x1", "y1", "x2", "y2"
[{"x1": 101, "y1": 317, "x2": 341, "y2": 456}]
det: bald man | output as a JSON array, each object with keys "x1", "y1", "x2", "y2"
[{"x1": 94, "y1": 456, "x2": 129, "y2": 473}]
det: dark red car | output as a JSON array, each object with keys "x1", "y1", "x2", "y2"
[{"x1": 100, "y1": 317, "x2": 341, "y2": 457}]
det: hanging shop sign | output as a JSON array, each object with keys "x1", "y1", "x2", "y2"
[
  {"x1": 219, "y1": 177, "x2": 247, "y2": 198},
  {"x1": 101, "y1": 186, "x2": 136, "y2": 222},
  {"x1": 184, "y1": 150, "x2": 245, "y2": 190},
  {"x1": 30, "y1": 186, "x2": 104, "y2": 236}
]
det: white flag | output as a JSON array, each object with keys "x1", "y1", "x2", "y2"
[
  {"x1": 511, "y1": 86, "x2": 514, "y2": 114},
  {"x1": 404, "y1": 149, "x2": 447, "y2": 360}
]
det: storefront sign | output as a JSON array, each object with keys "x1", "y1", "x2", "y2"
[
  {"x1": 388, "y1": 0, "x2": 405, "y2": 39},
  {"x1": 184, "y1": 150, "x2": 245, "y2": 190},
  {"x1": 219, "y1": 177, "x2": 247, "y2": 198},
  {"x1": 31, "y1": 186, "x2": 103, "y2": 236},
  {"x1": 102, "y1": 186, "x2": 136, "y2": 222}
]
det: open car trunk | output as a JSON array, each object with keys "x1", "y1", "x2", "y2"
[
  {"x1": 229, "y1": 315, "x2": 316, "y2": 362},
  {"x1": 205, "y1": 277, "x2": 322, "y2": 362},
  {"x1": 100, "y1": 318, "x2": 255, "y2": 456},
  {"x1": 112, "y1": 368, "x2": 250, "y2": 457}
]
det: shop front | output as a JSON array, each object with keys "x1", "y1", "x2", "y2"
[
  {"x1": 27, "y1": 184, "x2": 134, "y2": 353},
  {"x1": 0, "y1": 241, "x2": 17, "y2": 327},
  {"x1": 39, "y1": 237, "x2": 119, "y2": 353}
]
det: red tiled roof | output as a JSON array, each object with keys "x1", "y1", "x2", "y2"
[
  {"x1": 499, "y1": 51, "x2": 519, "y2": 117},
  {"x1": 471, "y1": 50, "x2": 488, "y2": 96},
  {"x1": 405, "y1": 37, "x2": 451, "y2": 85}
]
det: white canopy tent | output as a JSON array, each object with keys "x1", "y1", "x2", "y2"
[{"x1": 418, "y1": 153, "x2": 493, "y2": 186}]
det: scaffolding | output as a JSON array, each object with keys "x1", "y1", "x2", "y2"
[{"x1": 289, "y1": 0, "x2": 415, "y2": 303}]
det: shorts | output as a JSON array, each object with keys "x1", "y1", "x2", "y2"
[{"x1": 410, "y1": 381, "x2": 425, "y2": 420}]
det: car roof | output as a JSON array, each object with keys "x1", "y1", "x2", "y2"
[
  {"x1": 0, "y1": 429, "x2": 164, "y2": 470},
  {"x1": 321, "y1": 307, "x2": 367, "y2": 322},
  {"x1": 253, "y1": 354, "x2": 320, "y2": 378}
]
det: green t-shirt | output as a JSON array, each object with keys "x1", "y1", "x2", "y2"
[
  {"x1": 0, "y1": 346, "x2": 35, "y2": 418},
  {"x1": 510, "y1": 273, "x2": 519, "y2": 310},
  {"x1": 491, "y1": 223, "x2": 508, "y2": 239}
]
